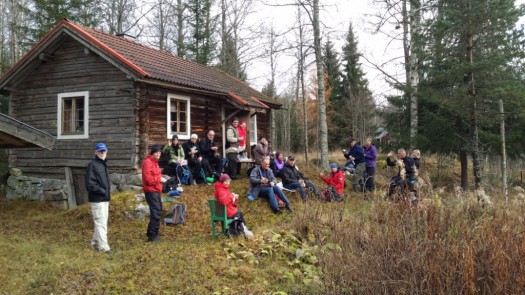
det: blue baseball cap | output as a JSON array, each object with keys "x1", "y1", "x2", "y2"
[
  {"x1": 330, "y1": 163, "x2": 338, "y2": 169},
  {"x1": 95, "y1": 143, "x2": 107, "y2": 152}
]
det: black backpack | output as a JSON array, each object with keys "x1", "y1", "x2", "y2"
[
  {"x1": 164, "y1": 203, "x2": 186, "y2": 225},
  {"x1": 227, "y1": 219, "x2": 244, "y2": 236}
]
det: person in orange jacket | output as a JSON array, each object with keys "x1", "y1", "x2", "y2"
[
  {"x1": 214, "y1": 174, "x2": 254, "y2": 238},
  {"x1": 320, "y1": 163, "x2": 345, "y2": 201}
]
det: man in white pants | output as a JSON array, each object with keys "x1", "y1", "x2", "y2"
[{"x1": 85, "y1": 143, "x2": 112, "y2": 253}]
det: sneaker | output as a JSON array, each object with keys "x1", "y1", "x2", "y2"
[
  {"x1": 244, "y1": 230, "x2": 254, "y2": 238},
  {"x1": 247, "y1": 195, "x2": 256, "y2": 201}
]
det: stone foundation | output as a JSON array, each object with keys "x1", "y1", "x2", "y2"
[{"x1": 4, "y1": 168, "x2": 143, "y2": 209}]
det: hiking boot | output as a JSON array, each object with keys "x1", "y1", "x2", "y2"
[
  {"x1": 273, "y1": 208, "x2": 282, "y2": 214},
  {"x1": 147, "y1": 236, "x2": 161, "y2": 243}
]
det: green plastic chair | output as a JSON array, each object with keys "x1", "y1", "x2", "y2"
[{"x1": 208, "y1": 199, "x2": 233, "y2": 238}]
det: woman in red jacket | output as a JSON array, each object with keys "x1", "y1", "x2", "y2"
[
  {"x1": 214, "y1": 174, "x2": 254, "y2": 238},
  {"x1": 142, "y1": 144, "x2": 167, "y2": 242},
  {"x1": 320, "y1": 163, "x2": 345, "y2": 201}
]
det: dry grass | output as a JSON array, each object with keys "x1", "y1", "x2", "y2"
[{"x1": 1, "y1": 154, "x2": 525, "y2": 294}]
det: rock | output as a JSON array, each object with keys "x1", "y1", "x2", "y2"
[
  {"x1": 512, "y1": 186, "x2": 525, "y2": 193},
  {"x1": 119, "y1": 185, "x2": 143, "y2": 191},
  {"x1": 476, "y1": 188, "x2": 493, "y2": 205},
  {"x1": 134, "y1": 193, "x2": 145, "y2": 202},
  {"x1": 9, "y1": 167, "x2": 22, "y2": 177},
  {"x1": 125, "y1": 174, "x2": 142, "y2": 186},
  {"x1": 125, "y1": 203, "x2": 150, "y2": 219},
  {"x1": 42, "y1": 179, "x2": 63, "y2": 191},
  {"x1": 295, "y1": 249, "x2": 305, "y2": 259},
  {"x1": 44, "y1": 190, "x2": 67, "y2": 201},
  {"x1": 516, "y1": 193, "x2": 525, "y2": 200},
  {"x1": 6, "y1": 175, "x2": 21, "y2": 189},
  {"x1": 110, "y1": 173, "x2": 123, "y2": 185}
]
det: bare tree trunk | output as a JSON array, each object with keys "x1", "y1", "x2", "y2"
[
  {"x1": 408, "y1": 0, "x2": 420, "y2": 149},
  {"x1": 466, "y1": 1, "x2": 482, "y2": 190},
  {"x1": 176, "y1": 0, "x2": 185, "y2": 57},
  {"x1": 460, "y1": 149, "x2": 468, "y2": 191},
  {"x1": 296, "y1": 7, "x2": 309, "y2": 165},
  {"x1": 312, "y1": 0, "x2": 328, "y2": 169},
  {"x1": 499, "y1": 99, "x2": 508, "y2": 204}
]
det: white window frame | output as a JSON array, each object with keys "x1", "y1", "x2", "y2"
[
  {"x1": 249, "y1": 115, "x2": 257, "y2": 146},
  {"x1": 57, "y1": 91, "x2": 89, "y2": 139},
  {"x1": 166, "y1": 93, "x2": 191, "y2": 140}
]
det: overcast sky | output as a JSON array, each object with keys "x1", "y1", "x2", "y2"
[{"x1": 245, "y1": 0, "x2": 525, "y2": 105}]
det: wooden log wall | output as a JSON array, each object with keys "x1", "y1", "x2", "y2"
[{"x1": 9, "y1": 36, "x2": 136, "y2": 178}]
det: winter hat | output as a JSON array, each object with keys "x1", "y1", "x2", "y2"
[
  {"x1": 241, "y1": 120, "x2": 247, "y2": 124},
  {"x1": 95, "y1": 143, "x2": 107, "y2": 152},
  {"x1": 190, "y1": 134, "x2": 198, "y2": 139},
  {"x1": 219, "y1": 174, "x2": 231, "y2": 183},
  {"x1": 150, "y1": 144, "x2": 162, "y2": 155},
  {"x1": 172, "y1": 134, "x2": 179, "y2": 140},
  {"x1": 330, "y1": 163, "x2": 338, "y2": 169}
]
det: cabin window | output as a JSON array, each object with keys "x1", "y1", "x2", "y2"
[
  {"x1": 249, "y1": 115, "x2": 257, "y2": 145},
  {"x1": 57, "y1": 91, "x2": 89, "y2": 139},
  {"x1": 167, "y1": 94, "x2": 190, "y2": 139}
]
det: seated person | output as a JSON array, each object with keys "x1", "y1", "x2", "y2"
[
  {"x1": 387, "y1": 149, "x2": 417, "y2": 204},
  {"x1": 411, "y1": 149, "x2": 421, "y2": 170},
  {"x1": 270, "y1": 152, "x2": 285, "y2": 178},
  {"x1": 320, "y1": 163, "x2": 345, "y2": 201},
  {"x1": 214, "y1": 174, "x2": 253, "y2": 238},
  {"x1": 199, "y1": 130, "x2": 224, "y2": 175},
  {"x1": 162, "y1": 135, "x2": 193, "y2": 185},
  {"x1": 182, "y1": 133, "x2": 217, "y2": 184},
  {"x1": 247, "y1": 158, "x2": 293, "y2": 214},
  {"x1": 281, "y1": 155, "x2": 321, "y2": 200}
]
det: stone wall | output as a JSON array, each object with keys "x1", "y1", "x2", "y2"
[{"x1": 4, "y1": 168, "x2": 143, "y2": 209}]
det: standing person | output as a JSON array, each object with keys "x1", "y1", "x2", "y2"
[
  {"x1": 281, "y1": 155, "x2": 321, "y2": 200},
  {"x1": 253, "y1": 137, "x2": 270, "y2": 165},
  {"x1": 247, "y1": 158, "x2": 292, "y2": 214},
  {"x1": 363, "y1": 138, "x2": 377, "y2": 192},
  {"x1": 199, "y1": 130, "x2": 223, "y2": 176},
  {"x1": 411, "y1": 149, "x2": 421, "y2": 170},
  {"x1": 214, "y1": 174, "x2": 254, "y2": 238},
  {"x1": 344, "y1": 138, "x2": 365, "y2": 192},
  {"x1": 85, "y1": 143, "x2": 112, "y2": 253},
  {"x1": 320, "y1": 163, "x2": 345, "y2": 201},
  {"x1": 237, "y1": 120, "x2": 247, "y2": 156},
  {"x1": 142, "y1": 144, "x2": 167, "y2": 242},
  {"x1": 226, "y1": 117, "x2": 243, "y2": 179}
]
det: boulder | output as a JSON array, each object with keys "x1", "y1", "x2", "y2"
[
  {"x1": 9, "y1": 167, "x2": 22, "y2": 177},
  {"x1": 43, "y1": 190, "x2": 67, "y2": 201},
  {"x1": 42, "y1": 179, "x2": 63, "y2": 191}
]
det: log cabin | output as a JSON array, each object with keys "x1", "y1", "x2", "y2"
[{"x1": 0, "y1": 19, "x2": 280, "y2": 204}]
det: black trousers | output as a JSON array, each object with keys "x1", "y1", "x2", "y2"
[
  {"x1": 365, "y1": 167, "x2": 375, "y2": 191},
  {"x1": 145, "y1": 192, "x2": 162, "y2": 240},
  {"x1": 226, "y1": 152, "x2": 238, "y2": 178}
]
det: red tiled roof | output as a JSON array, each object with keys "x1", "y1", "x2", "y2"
[{"x1": 64, "y1": 20, "x2": 276, "y2": 109}]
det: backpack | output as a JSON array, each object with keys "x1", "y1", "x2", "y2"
[
  {"x1": 164, "y1": 203, "x2": 186, "y2": 225},
  {"x1": 162, "y1": 176, "x2": 179, "y2": 193},
  {"x1": 321, "y1": 185, "x2": 343, "y2": 202},
  {"x1": 176, "y1": 164, "x2": 190, "y2": 184}
]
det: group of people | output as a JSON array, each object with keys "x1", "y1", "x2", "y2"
[{"x1": 84, "y1": 116, "x2": 422, "y2": 250}]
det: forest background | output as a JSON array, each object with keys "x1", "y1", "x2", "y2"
[{"x1": 1, "y1": 0, "x2": 525, "y2": 191}]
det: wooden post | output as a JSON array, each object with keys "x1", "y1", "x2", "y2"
[{"x1": 65, "y1": 167, "x2": 77, "y2": 209}]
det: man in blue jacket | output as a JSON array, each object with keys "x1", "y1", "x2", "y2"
[
  {"x1": 343, "y1": 137, "x2": 365, "y2": 192},
  {"x1": 85, "y1": 143, "x2": 112, "y2": 253}
]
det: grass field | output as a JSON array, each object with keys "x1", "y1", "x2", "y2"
[{"x1": 1, "y1": 155, "x2": 525, "y2": 294}]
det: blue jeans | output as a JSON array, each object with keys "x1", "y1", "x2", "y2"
[
  {"x1": 284, "y1": 181, "x2": 320, "y2": 200},
  {"x1": 259, "y1": 186, "x2": 290, "y2": 211}
]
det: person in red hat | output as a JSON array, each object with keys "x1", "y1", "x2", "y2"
[{"x1": 214, "y1": 173, "x2": 254, "y2": 238}]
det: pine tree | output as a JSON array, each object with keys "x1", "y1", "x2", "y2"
[
  {"x1": 186, "y1": 0, "x2": 215, "y2": 65},
  {"x1": 31, "y1": 0, "x2": 100, "y2": 41},
  {"x1": 417, "y1": 0, "x2": 525, "y2": 189},
  {"x1": 340, "y1": 23, "x2": 374, "y2": 145},
  {"x1": 322, "y1": 38, "x2": 343, "y2": 147}
]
